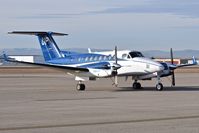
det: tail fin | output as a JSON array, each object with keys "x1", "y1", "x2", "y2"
[{"x1": 8, "y1": 31, "x2": 68, "y2": 62}]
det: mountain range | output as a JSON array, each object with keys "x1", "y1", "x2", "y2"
[{"x1": 0, "y1": 48, "x2": 198, "y2": 59}]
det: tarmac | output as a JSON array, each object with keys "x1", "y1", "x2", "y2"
[{"x1": 0, "y1": 69, "x2": 199, "y2": 133}]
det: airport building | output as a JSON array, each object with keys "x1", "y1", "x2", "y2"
[
  {"x1": 154, "y1": 58, "x2": 197, "y2": 65},
  {"x1": 8, "y1": 55, "x2": 34, "y2": 63},
  {"x1": 154, "y1": 58, "x2": 182, "y2": 65}
]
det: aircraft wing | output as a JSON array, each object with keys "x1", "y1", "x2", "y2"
[
  {"x1": 176, "y1": 63, "x2": 197, "y2": 68},
  {"x1": 4, "y1": 57, "x2": 89, "y2": 73},
  {"x1": 176, "y1": 56, "x2": 197, "y2": 68}
]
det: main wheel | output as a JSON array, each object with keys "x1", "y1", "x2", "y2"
[
  {"x1": 156, "y1": 83, "x2": 163, "y2": 91},
  {"x1": 133, "y1": 82, "x2": 141, "y2": 89},
  {"x1": 76, "y1": 84, "x2": 85, "y2": 91}
]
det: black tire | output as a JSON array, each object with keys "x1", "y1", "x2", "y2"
[
  {"x1": 76, "y1": 84, "x2": 85, "y2": 91},
  {"x1": 156, "y1": 83, "x2": 163, "y2": 91},
  {"x1": 133, "y1": 83, "x2": 136, "y2": 89},
  {"x1": 133, "y1": 82, "x2": 141, "y2": 89},
  {"x1": 137, "y1": 82, "x2": 141, "y2": 89}
]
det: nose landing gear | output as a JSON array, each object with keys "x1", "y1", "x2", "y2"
[
  {"x1": 156, "y1": 83, "x2": 163, "y2": 91},
  {"x1": 156, "y1": 74, "x2": 163, "y2": 91}
]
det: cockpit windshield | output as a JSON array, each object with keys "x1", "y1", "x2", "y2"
[{"x1": 129, "y1": 51, "x2": 144, "y2": 58}]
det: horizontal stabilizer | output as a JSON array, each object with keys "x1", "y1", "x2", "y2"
[
  {"x1": 8, "y1": 31, "x2": 68, "y2": 36},
  {"x1": 8, "y1": 31, "x2": 67, "y2": 61}
]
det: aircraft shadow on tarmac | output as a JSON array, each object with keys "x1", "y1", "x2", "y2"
[{"x1": 116, "y1": 86, "x2": 199, "y2": 92}]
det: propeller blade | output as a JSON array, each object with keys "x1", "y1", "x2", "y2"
[
  {"x1": 114, "y1": 46, "x2": 118, "y2": 86},
  {"x1": 170, "y1": 48, "x2": 176, "y2": 86},
  {"x1": 170, "y1": 48, "x2": 174, "y2": 64},
  {"x1": 114, "y1": 75, "x2": 118, "y2": 86},
  {"x1": 115, "y1": 46, "x2": 118, "y2": 64},
  {"x1": 171, "y1": 71, "x2": 175, "y2": 86}
]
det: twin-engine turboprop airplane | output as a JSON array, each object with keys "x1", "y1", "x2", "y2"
[{"x1": 5, "y1": 31, "x2": 197, "y2": 91}]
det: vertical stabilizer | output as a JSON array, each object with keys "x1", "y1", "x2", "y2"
[
  {"x1": 37, "y1": 33, "x2": 63, "y2": 61},
  {"x1": 8, "y1": 31, "x2": 68, "y2": 62}
]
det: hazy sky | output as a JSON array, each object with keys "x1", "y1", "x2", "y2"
[{"x1": 0, "y1": 0, "x2": 199, "y2": 51}]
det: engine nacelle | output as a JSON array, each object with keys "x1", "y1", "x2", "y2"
[
  {"x1": 159, "y1": 62, "x2": 172, "y2": 77},
  {"x1": 89, "y1": 68, "x2": 112, "y2": 78}
]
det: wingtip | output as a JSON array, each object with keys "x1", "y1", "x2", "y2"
[
  {"x1": 192, "y1": 56, "x2": 197, "y2": 64},
  {"x1": 8, "y1": 32, "x2": 13, "y2": 34},
  {"x1": 2, "y1": 51, "x2": 8, "y2": 61}
]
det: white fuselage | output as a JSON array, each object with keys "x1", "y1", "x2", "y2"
[
  {"x1": 66, "y1": 57, "x2": 164, "y2": 79},
  {"x1": 83, "y1": 50, "x2": 164, "y2": 78}
]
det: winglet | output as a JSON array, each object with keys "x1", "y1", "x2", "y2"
[
  {"x1": 192, "y1": 56, "x2": 197, "y2": 64},
  {"x1": 2, "y1": 52, "x2": 15, "y2": 62},
  {"x1": 2, "y1": 51, "x2": 8, "y2": 61}
]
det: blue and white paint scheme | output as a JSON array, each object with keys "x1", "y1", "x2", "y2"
[{"x1": 6, "y1": 31, "x2": 197, "y2": 91}]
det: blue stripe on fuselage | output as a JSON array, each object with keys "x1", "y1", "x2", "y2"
[
  {"x1": 80, "y1": 62, "x2": 111, "y2": 69},
  {"x1": 47, "y1": 52, "x2": 120, "y2": 65}
]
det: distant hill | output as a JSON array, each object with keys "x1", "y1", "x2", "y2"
[
  {"x1": 142, "y1": 50, "x2": 199, "y2": 59},
  {"x1": 0, "y1": 48, "x2": 198, "y2": 59}
]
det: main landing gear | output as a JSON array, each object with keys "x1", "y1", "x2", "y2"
[
  {"x1": 76, "y1": 81, "x2": 85, "y2": 91},
  {"x1": 132, "y1": 80, "x2": 142, "y2": 89},
  {"x1": 132, "y1": 76, "x2": 164, "y2": 91}
]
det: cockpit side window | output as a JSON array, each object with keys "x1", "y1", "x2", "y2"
[
  {"x1": 127, "y1": 55, "x2": 131, "y2": 59},
  {"x1": 129, "y1": 51, "x2": 144, "y2": 58}
]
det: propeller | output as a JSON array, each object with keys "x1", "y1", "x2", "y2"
[
  {"x1": 170, "y1": 48, "x2": 175, "y2": 86},
  {"x1": 112, "y1": 46, "x2": 121, "y2": 86}
]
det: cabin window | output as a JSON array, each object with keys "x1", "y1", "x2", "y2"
[
  {"x1": 99, "y1": 56, "x2": 102, "y2": 61},
  {"x1": 94, "y1": 56, "x2": 98, "y2": 61},
  {"x1": 85, "y1": 57, "x2": 88, "y2": 62},
  {"x1": 122, "y1": 54, "x2": 127, "y2": 59},
  {"x1": 78, "y1": 58, "x2": 81, "y2": 62},
  {"x1": 89, "y1": 56, "x2": 93, "y2": 61},
  {"x1": 108, "y1": 55, "x2": 112, "y2": 60},
  {"x1": 103, "y1": 56, "x2": 107, "y2": 60}
]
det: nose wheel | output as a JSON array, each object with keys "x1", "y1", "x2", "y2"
[
  {"x1": 156, "y1": 83, "x2": 163, "y2": 91},
  {"x1": 156, "y1": 74, "x2": 163, "y2": 91}
]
